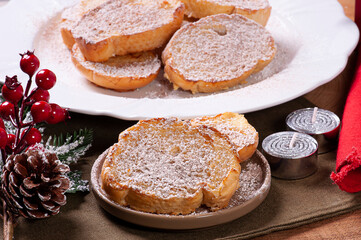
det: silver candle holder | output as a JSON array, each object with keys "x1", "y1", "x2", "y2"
[
  {"x1": 286, "y1": 107, "x2": 340, "y2": 153},
  {"x1": 262, "y1": 131, "x2": 318, "y2": 179}
]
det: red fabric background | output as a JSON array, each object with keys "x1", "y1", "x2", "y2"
[{"x1": 330, "y1": 0, "x2": 361, "y2": 192}]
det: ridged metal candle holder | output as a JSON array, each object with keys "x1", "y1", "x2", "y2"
[
  {"x1": 286, "y1": 107, "x2": 340, "y2": 153},
  {"x1": 262, "y1": 131, "x2": 318, "y2": 179}
]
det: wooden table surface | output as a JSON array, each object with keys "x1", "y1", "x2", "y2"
[
  {"x1": 0, "y1": 0, "x2": 359, "y2": 239},
  {"x1": 254, "y1": 0, "x2": 361, "y2": 239}
]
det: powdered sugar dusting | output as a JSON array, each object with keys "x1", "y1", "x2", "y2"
[
  {"x1": 228, "y1": 161, "x2": 263, "y2": 206},
  {"x1": 192, "y1": 114, "x2": 257, "y2": 153},
  {"x1": 115, "y1": 153, "x2": 266, "y2": 216},
  {"x1": 72, "y1": 0, "x2": 183, "y2": 42},
  {"x1": 72, "y1": 45, "x2": 161, "y2": 78},
  {"x1": 33, "y1": 7, "x2": 297, "y2": 101},
  {"x1": 164, "y1": 14, "x2": 276, "y2": 82},
  {"x1": 61, "y1": 0, "x2": 107, "y2": 31},
  {"x1": 104, "y1": 118, "x2": 239, "y2": 199},
  {"x1": 209, "y1": 0, "x2": 270, "y2": 10},
  {"x1": 184, "y1": 158, "x2": 264, "y2": 215},
  {"x1": 34, "y1": 13, "x2": 75, "y2": 78}
]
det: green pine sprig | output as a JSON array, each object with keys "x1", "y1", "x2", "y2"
[
  {"x1": 45, "y1": 128, "x2": 93, "y2": 193},
  {"x1": 65, "y1": 170, "x2": 89, "y2": 193},
  {"x1": 45, "y1": 128, "x2": 93, "y2": 165}
]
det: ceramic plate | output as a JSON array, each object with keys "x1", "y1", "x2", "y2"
[
  {"x1": 0, "y1": 0, "x2": 358, "y2": 120},
  {"x1": 90, "y1": 149, "x2": 271, "y2": 230}
]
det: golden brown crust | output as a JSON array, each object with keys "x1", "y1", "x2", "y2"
[
  {"x1": 180, "y1": 0, "x2": 271, "y2": 26},
  {"x1": 162, "y1": 14, "x2": 276, "y2": 94},
  {"x1": 71, "y1": 44, "x2": 161, "y2": 91},
  {"x1": 234, "y1": 6, "x2": 271, "y2": 27},
  {"x1": 102, "y1": 143, "x2": 204, "y2": 214},
  {"x1": 163, "y1": 61, "x2": 252, "y2": 93},
  {"x1": 73, "y1": 0, "x2": 185, "y2": 62},
  {"x1": 60, "y1": 0, "x2": 108, "y2": 50},
  {"x1": 101, "y1": 118, "x2": 241, "y2": 215},
  {"x1": 60, "y1": 27, "x2": 75, "y2": 50},
  {"x1": 191, "y1": 112, "x2": 259, "y2": 163}
]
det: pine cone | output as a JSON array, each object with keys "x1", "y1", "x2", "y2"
[{"x1": 1, "y1": 148, "x2": 70, "y2": 219}]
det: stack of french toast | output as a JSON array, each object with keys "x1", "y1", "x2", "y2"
[
  {"x1": 101, "y1": 112, "x2": 259, "y2": 215},
  {"x1": 61, "y1": 0, "x2": 276, "y2": 93}
]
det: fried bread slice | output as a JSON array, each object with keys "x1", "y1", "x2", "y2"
[
  {"x1": 180, "y1": 0, "x2": 271, "y2": 26},
  {"x1": 162, "y1": 13, "x2": 276, "y2": 93},
  {"x1": 71, "y1": 43, "x2": 161, "y2": 91},
  {"x1": 60, "y1": 0, "x2": 107, "y2": 49},
  {"x1": 191, "y1": 112, "x2": 258, "y2": 163},
  {"x1": 101, "y1": 118, "x2": 241, "y2": 215},
  {"x1": 72, "y1": 0, "x2": 185, "y2": 62}
]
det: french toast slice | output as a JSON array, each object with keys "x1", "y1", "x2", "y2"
[
  {"x1": 71, "y1": 43, "x2": 161, "y2": 91},
  {"x1": 191, "y1": 112, "x2": 258, "y2": 163},
  {"x1": 72, "y1": 0, "x2": 185, "y2": 62},
  {"x1": 60, "y1": 0, "x2": 107, "y2": 49},
  {"x1": 162, "y1": 13, "x2": 276, "y2": 93},
  {"x1": 180, "y1": 0, "x2": 271, "y2": 26},
  {"x1": 101, "y1": 118, "x2": 241, "y2": 215}
]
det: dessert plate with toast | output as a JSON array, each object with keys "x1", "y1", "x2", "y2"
[
  {"x1": 0, "y1": 0, "x2": 358, "y2": 120},
  {"x1": 91, "y1": 148, "x2": 271, "y2": 229},
  {"x1": 91, "y1": 113, "x2": 271, "y2": 229}
]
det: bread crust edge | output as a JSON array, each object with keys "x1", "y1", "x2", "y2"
[
  {"x1": 162, "y1": 14, "x2": 277, "y2": 94},
  {"x1": 181, "y1": 0, "x2": 271, "y2": 26},
  {"x1": 71, "y1": 48, "x2": 160, "y2": 92},
  {"x1": 101, "y1": 118, "x2": 242, "y2": 215},
  {"x1": 74, "y1": 3, "x2": 185, "y2": 62}
]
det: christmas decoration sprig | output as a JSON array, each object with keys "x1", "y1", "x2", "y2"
[
  {"x1": 0, "y1": 51, "x2": 92, "y2": 240},
  {"x1": 45, "y1": 128, "x2": 93, "y2": 193}
]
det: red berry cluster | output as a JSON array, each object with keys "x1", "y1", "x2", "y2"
[{"x1": 0, "y1": 51, "x2": 69, "y2": 159}]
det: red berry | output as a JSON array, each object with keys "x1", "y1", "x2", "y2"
[
  {"x1": 20, "y1": 51, "x2": 40, "y2": 76},
  {"x1": 30, "y1": 89, "x2": 50, "y2": 102},
  {"x1": 6, "y1": 134, "x2": 15, "y2": 148},
  {"x1": 0, "y1": 101, "x2": 15, "y2": 121},
  {"x1": 0, "y1": 128, "x2": 7, "y2": 149},
  {"x1": 23, "y1": 128, "x2": 42, "y2": 146},
  {"x1": 46, "y1": 104, "x2": 68, "y2": 124},
  {"x1": 0, "y1": 118, "x2": 5, "y2": 129},
  {"x1": 35, "y1": 69, "x2": 56, "y2": 90},
  {"x1": 31, "y1": 101, "x2": 51, "y2": 123},
  {"x1": 1, "y1": 84, "x2": 24, "y2": 104}
]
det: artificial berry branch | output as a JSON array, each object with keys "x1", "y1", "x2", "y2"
[
  {"x1": 0, "y1": 50, "x2": 71, "y2": 240},
  {"x1": 0, "y1": 51, "x2": 69, "y2": 159}
]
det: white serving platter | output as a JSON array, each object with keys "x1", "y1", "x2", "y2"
[{"x1": 0, "y1": 0, "x2": 358, "y2": 120}]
